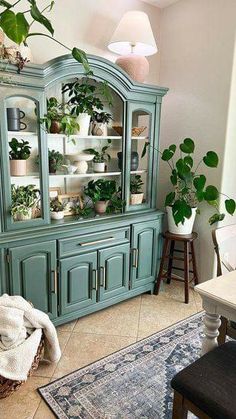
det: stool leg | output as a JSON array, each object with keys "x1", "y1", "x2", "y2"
[
  {"x1": 184, "y1": 242, "x2": 190, "y2": 304},
  {"x1": 172, "y1": 391, "x2": 188, "y2": 419},
  {"x1": 190, "y1": 241, "x2": 199, "y2": 285},
  {"x1": 154, "y1": 238, "x2": 169, "y2": 295},
  {"x1": 167, "y1": 240, "x2": 175, "y2": 284}
]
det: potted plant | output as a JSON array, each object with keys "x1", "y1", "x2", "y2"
[
  {"x1": 84, "y1": 139, "x2": 111, "y2": 172},
  {"x1": 62, "y1": 79, "x2": 104, "y2": 136},
  {"x1": 11, "y1": 184, "x2": 39, "y2": 221},
  {"x1": 84, "y1": 179, "x2": 117, "y2": 214},
  {"x1": 71, "y1": 200, "x2": 93, "y2": 219},
  {"x1": 130, "y1": 175, "x2": 144, "y2": 205},
  {"x1": 142, "y1": 138, "x2": 236, "y2": 234},
  {"x1": 9, "y1": 138, "x2": 31, "y2": 176},
  {"x1": 50, "y1": 198, "x2": 66, "y2": 220},
  {"x1": 91, "y1": 111, "x2": 113, "y2": 136},
  {"x1": 106, "y1": 188, "x2": 126, "y2": 214},
  {"x1": 40, "y1": 97, "x2": 62, "y2": 134},
  {"x1": 48, "y1": 150, "x2": 64, "y2": 174}
]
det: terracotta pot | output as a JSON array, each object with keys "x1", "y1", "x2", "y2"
[
  {"x1": 50, "y1": 120, "x2": 61, "y2": 134},
  {"x1": 130, "y1": 193, "x2": 144, "y2": 205},
  {"x1": 94, "y1": 200, "x2": 108, "y2": 214},
  {"x1": 167, "y1": 206, "x2": 197, "y2": 235},
  {"x1": 10, "y1": 159, "x2": 27, "y2": 176}
]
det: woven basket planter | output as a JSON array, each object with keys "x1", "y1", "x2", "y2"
[{"x1": 0, "y1": 335, "x2": 44, "y2": 399}]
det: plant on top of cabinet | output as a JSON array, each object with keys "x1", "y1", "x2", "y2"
[
  {"x1": 62, "y1": 79, "x2": 104, "y2": 136},
  {"x1": 48, "y1": 150, "x2": 64, "y2": 174},
  {"x1": 142, "y1": 138, "x2": 236, "y2": 234},
  {"x1": 84, "y1": 179, "x2": 117, "y2": 214},
  {"x1": 11, "y1": 184, "x2": 39, "y2": 221},
  {"x1": 130, "y1": 175, "x2": 144, "y2": 205},
  {"x1": 84, "y1": 139, "x2": 111, "y2": 173},
  {"x1": 50, "y1": 199, "x2": 66, "y2": 220},
  {"x1": 9, "y1": 138, "x2": 31, "y2": 176},
  {"x1": 91, "y1": 111, "x2": 113, "y2": 136}
]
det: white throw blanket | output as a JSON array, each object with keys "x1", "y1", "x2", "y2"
[{"x1": 0, "y1": 294, "x2": 61, "y2": 381}]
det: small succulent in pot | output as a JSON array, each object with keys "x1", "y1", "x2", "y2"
[
  {"x1": 84, "y1": 178, "x2": 117, "y2": 214},
  {"x1": 11, "y1": 184, "x2": 39, "y2": 221},
  {"x1": 48, "y1": 149, "x2": 64, "y2": 174},
  {"x1": 50, "y1": 198, "x2": 66, "y2": 220},
  {"x1": 9, "y1": 138, "x2": 31, "y2": 176},
  {"x1": 84, "y1": 139, "x2": 111, "y2": 173},
  {"x1": 130, "y1": 175, "x2": 144, "y2": 205},
  {"x1": 91, "y1": 111, "x2": 113, "y2": 136}
]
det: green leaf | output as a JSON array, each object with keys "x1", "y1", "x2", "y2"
[
  {"x1": 204, "y1": 185, "x2": 219, "y2": 201},
  {"x1": 162, "y1": 149, "x2": 173, "y2": 161},
  {"x1": 184, "y1": 155, "x2": 193, "y2": 169},
  {"x1": 169, "y1": 144, "x2": 176, "y2": 153},
  {"x1": 209, "y1": 213, "x2": 225, "y2": 225},
  {"x1": 170, "y1": 169, "x2": 177, "y2": 186},
  {"x1": 176, "y1": 158, "x2": 191, "y2": 176},
  {"x1": 179, "y1": 138, "x2": 195, "y2": 154},
  {"x1": 225, "y1": 199, "x2": 236, "y2": 215},
  {"x1": 172, "y1": 200, "x2": 192, "y2": 225},
  {"x1": 0, "y1": 10, "x2": 29, "y2": 44},
  {"x1": 165, "y1": 192, "x2": 175, "y2": 206},
  {"x1": 0, "y1": 1, "x2": 11, "y2": 7},
  {"x1": 203, "y1": 151, "x2": 219, "y2": 168},
  {"x1": 72, "y1": 47, "x2": 90, "y2": 74},
  {"x1": 29, "y1": 0, "x2": 54, "y2": 36},
  {"x1": 193, "y1": 175, "x2": 206, "y2": 191}
]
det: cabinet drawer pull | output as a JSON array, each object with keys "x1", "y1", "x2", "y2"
[
  {"x1": 92, "y1": 269, "x2": 98, "y2": 291},
  {"x1": 132, "y1": 248, "x2": 139, "y2": 268},
  {"x1": 52, "y1": 270, "x2": 57, "y2": 294},
  {"x1": 100, "y1": 266, "x2": 106, "y2": 288},
  {"x1": 79, "y1": 237, "x2": 114, "y2": 247}
]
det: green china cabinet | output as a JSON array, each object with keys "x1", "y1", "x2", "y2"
[{"x1": 0, "y1": 55, "x2": 168, "y2": 325}]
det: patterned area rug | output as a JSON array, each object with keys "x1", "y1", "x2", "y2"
[{"x1": 39, "y1": 312, "x2": 204, "y2": 418}]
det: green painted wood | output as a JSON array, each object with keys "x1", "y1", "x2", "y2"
[
  {"x1": 98, "y1": 243, "x2": 129, "y2": 301},
  {"x1": 131, "y1": 220, "x2": 161, "y2": 288},
  {"x1": 59, "y1": 251, "x2": 97, "y2": 315},
  {"x1": 8, "y1": 241, "x2": 57, "y2": 319}
]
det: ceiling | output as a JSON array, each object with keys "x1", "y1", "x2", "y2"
[{"x1": 141, "y1": 0, "x2": 179, "y2": 8}]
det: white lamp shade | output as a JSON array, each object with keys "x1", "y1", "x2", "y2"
[{"x1": 108, "y1": 11, "x2": 157, "y2": 57}]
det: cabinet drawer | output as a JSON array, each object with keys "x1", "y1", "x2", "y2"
[{"x1": 58, "y1": 227, "x2": 130, "y2": 258}]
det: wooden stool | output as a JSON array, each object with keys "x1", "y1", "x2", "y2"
[{"x1": 154, "y1": 231, "x2": 199, "y2": 304}]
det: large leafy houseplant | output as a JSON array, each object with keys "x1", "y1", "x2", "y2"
[
  {"x1": 84, "y1": 179, "x2": 117, "y2": 214},
  {"x1": 0, "y1": 0, "x2": 90, "y2": 73},
  {"x1": 142, "y1": 138, "x2": 236, "y2": 227},
  {"x1": 62, "y1": 80, "x2": 104, "y2": 117}
]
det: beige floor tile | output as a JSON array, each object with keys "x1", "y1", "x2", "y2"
[
  {"x1": 33, "y1": 331, "x2": 71, "y2": 378},
  {"x1": 56, "y1": 320, "x2": 77, "y2": 332},
  {"x1": 52, "y1": 333, "x2": 136, "y2": 379},
  {"x1": 74, "y1": 297, "x2": 141, "y2": 337},
  {"x1": 0, "y1": 376, "x2": 49, "y2": 419},
  {"x1": 34, "y1": 400, "x2": 55, "y2": 419},
  {"x1": 193, "y1": 290, "x2": 204, "y2": 312}
]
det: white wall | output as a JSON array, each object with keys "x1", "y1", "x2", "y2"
[
  {"x1": 23, "y1": 0, "x2": 161, "y2": 84},
  {"x1": 159, "y1": 0, "x2": 236, "y2": 281}
]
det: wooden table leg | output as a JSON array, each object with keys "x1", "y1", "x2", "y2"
[
  {"x1": 201, "y1": 312, "x2": 221, "y2": 355},
  {"x1": 191, "y1": 241, "x2": 199, "y2": 285},
  {"x1": 154, "y1": 237, "x2": 169, "y2": 295},
  {"x1": 167, "y1": 240, "x2": 175, "y2": 284},
  {"x1": 184, "y1": 242, "x2": 190, "y2": 304},
  {"x1": 172, "y1": 391, "x2": 188, "y2": 419}
]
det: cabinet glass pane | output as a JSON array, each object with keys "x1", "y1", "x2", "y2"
[{"x1": 6, "y1": 96, "x2": 43, "y2": 223}]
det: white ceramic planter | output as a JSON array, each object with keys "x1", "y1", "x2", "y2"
[
  {"x1": 76, "y1": 113, "x2": 91, "y2": 136},
  {"x1": 92, "y1": 123, "x2": 108, "y2": 136},
  {"x1": 130, "y1": 193, "x2": 144, "y2": 205},
  {"x1": 94, "y1": 200, "x2": 108, "y2": 214},
  {"x1": 10, "y1": 159, "x2": 27, "y2": 176},
  {"x1": 50, "y1": 211, "x2": 64, "y2": 220},
  {"x1": 166, "y1": 206, "x2": 197, "y2": 235},
  {"x1": 93, "y1": 162, "x2": 105, "y2": 173},
  {"x1": 14, "y1": 208, "x2": 32, "y2": 221}
]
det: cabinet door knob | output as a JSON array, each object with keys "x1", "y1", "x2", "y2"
[
  {"x1": 51, "y1": 270, "x2": 57, "y2": 294},
  {"x1": 132, "y1": 248, "x2": 139, "y2": 268},
  {"x1": 100, "y1": 266, "x2": 106, "y2": 288},
  {"x1": 92, "y1": 269, "x2": 98, "y2": 291}
]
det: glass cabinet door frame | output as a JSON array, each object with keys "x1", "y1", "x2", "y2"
[
  {"x1": 125, "y1": 101, "x2": 156, "y2": 212},
  {"x1": 0, "y1": 87, "x2": 50, "y2": 231}
]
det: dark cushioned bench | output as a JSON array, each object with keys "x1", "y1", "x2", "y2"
[{"x1": 171, "y1": 342, "x2": 236, "y2": 419}]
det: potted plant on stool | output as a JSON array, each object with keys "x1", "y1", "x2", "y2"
[
  {"x1": 9, "y1": 138, "x2": 31, "y2": 176},
  {"x1": 84, "y1": 179, "x2": 117, "y2": 214},
  {"x1": 84, "y1": 139, "x2": 111, "y2": 172},
  {"x1": 130, "y1": 175, "x2": 144, "y2": 205},
  {"x1": 142, "y1": 138, "x2": 236, "y2": 234}
]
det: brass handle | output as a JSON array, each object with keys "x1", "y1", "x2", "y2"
[
  {"x1": 79, "y1": 237, "x2": 114, "y2": 247},
  {"x1": 132, "y1": 248, "x2": 138, "y2": 268},
  {"x1": 52, "y1": 270, "x2": 57, "y2": 294},
  {"x1": 92, "y1": 269, "x2": 98, "y2": 291},
  {"x1": 100, "y1": 266, "x2": 106, "y2": 287}
]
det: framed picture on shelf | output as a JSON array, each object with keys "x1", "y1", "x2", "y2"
[
  {"x1": 49, "y1": 187, "x2": 62, "y2": 199},
  {"x1": 58, "y1": 193, "x2": 83, "y2": 216}
]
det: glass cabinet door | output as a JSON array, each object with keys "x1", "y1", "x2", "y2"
[
  {"x1": 125, "y1": 102, "x2": 156, "y2": 212},
  {"x1": 0, "y1": 88, "x2": 49, "y2": 230}
]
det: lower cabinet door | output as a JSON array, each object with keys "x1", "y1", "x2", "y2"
[
  {"x1": 98, "y1": 243, "x2": 129, "y2": 301},
  {"x1": 59, "y1": 252, "x2": 97, "y2": 315},
  {"x1": 9, "y1": 241, "x2": 57, "y2": 319},
  {"x1": 131, "y1": 220, "x2": 161, "y2": 288}
]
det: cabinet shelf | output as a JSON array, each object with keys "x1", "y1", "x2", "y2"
[
  {"x1": 49, "y1": 170, "x2": 147, "y2": 179},
  {"x1": 8, "y1": 132, "x2": 147, "y2": 140}
]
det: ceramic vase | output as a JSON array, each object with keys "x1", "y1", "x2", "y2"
[
  {"x1": 130, "y1": 193, "x2": 144, "y2": 205},
  {"x1": 93, "y1": 162, "x2": 105, "y2": 173},
  {"x1": 10, "y1": 159, "x2": 27, "y2": 176},
  {"x1": 92, "y1": 123, "x2": 108, "y2": 136},
  {"x1": 76, "y1": 113, "x2": 91, "y2": 136}
]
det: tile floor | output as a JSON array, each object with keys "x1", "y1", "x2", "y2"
[{"x1": 1, "y1": 282, "x2": 202, "y2": 419}]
